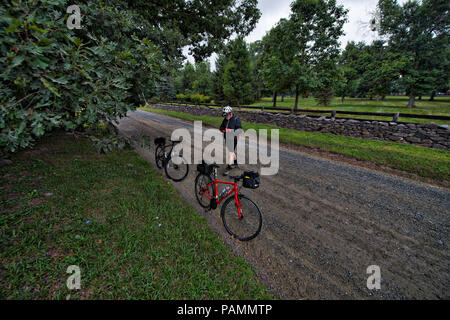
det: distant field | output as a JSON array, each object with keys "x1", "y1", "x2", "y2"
[{"x1": 247, "y1": 96, "x2": 450, "y2": 124}]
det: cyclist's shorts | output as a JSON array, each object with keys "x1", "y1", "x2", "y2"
[{"x1": 225, "y1": 136, "x2": 238, "y2": 152}]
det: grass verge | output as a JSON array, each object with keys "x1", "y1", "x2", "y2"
[
  {"x1": 140, "y1": 107, "x2": 450, "y2": 183},
  {"x1": 0, "y1": 131, "x2": 272, "y2": 299}
]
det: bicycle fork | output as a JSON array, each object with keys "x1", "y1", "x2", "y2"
[{"x1": 234, "y1": 188, "x2": 243, "y2": 220}]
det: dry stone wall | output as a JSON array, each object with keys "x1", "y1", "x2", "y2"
[{"x1": 150, "y1": 104, "x2": 450, "y2": 151}]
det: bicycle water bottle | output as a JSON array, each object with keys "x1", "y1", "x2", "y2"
[{"x1": 219, "y1": 186, "x2": 231, "y2": 199}]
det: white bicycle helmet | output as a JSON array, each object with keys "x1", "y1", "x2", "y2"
[{"x1": 222, "y1": 106, "x2": 233, "y2": 117}]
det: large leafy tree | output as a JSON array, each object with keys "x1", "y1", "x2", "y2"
[
  {"x1": 364, "y1": 41, "x2": 404, "y2": 100},
  {"x1": 0, "y1": 0, "x2": 260, "y2": 152},
  {"x1": 260, "y1": 0, "x2": 347, "y2": 108},
  {"x1": 335, "y1": 41, "x2": 362, "y2": 102},
  {"x1": 337, "y1": 40, "x2": 406, "y2": 101},
  {"x1": 290, "y1": 0, "x2": 348, "y2": 106},
  {"x1": 377, "y1": 0, "x2": 449, "y2": 107},
  {"x1": 260, "y1": 19, "x2": 292, "y2": 108}
]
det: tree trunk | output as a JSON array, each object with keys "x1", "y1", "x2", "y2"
[
  {"x1": 429, "y1": 91, "x2": 436, "y2": 101},
  {"x1": 341, "y1": 95, "x2": 345, "y2": 103},
  {"x1": 281, "y1": 93, "x2": 284, "y2": 102},
  {"x1": 294, "y1": 85, "x2": 299, "y2": 111},
  {"x1": 407, "y1": 94, "x2": 415, "y2": 108},
  {"x1": 382, "y1": 95, "x2": 386, "y2": 101},
  {"x1": 273, "y1": 91, "x2": 277, "y2": 108},
  {"x1": 418, "y1": 95, "x2": 422, "y2": 101}
]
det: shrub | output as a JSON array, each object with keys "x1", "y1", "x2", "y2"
[
  {"x1": 201, "y1": 95, "x2": 212, "y2": 103},
  {"x1": 176, "y1": 93, "x2": 187, "y2": 101},
  {"x1": 190, "y1": 94, "x2": 202, "y2": 104},
  {"x1": 315, "y1": 88, "x2": 334, "y2": 106}
]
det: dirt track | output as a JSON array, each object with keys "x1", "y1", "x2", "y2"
[{"x1": 117, "y1": 110, "x2": 449, "y2": 299}]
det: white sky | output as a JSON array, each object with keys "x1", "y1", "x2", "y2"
[{"x1": 184, "y1": 0, "x2": 407, "y2": 70}]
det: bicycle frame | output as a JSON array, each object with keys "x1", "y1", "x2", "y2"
[
  {"x1": 199, "y1": 170, "x2": 243, "y2": 219},
  {"x1": 160, "y1": 143, "x2": 174, "y2": 161}
]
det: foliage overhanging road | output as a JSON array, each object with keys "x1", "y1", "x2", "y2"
[{"x1": 117, "y1": 110, "x2": 449, "y2": 299}]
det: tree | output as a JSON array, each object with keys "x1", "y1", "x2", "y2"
[
  {"x1": 364, "y1": 41, "x2": 404, "y2": 100},
  {"x1": 289, "y1": 0, "x2": 348, "y2": 106},
  {"x1": 222, "y1": 37, "x2": 255, "y2": 105},
  {"x1": 249, "y1": 41, "x2": 266, "y2": 101},
  {"x1": 181, "y1": 62, "x2": 196, "y2": 93},
  {"x1": 0, "y1": 0, "x2": 261, "y2": 152},
  {"x1": 336, "y1": 42, "x2": 364, "y2": 102},
  {"x1": 212, "y1": 54, "x2": 228, "y2": 104},
  {"x1": 260, "y1": 0, "x2": 347, "y2": 108},
  {"x1": 260, "y1": 19, "x2": 293, "y2": 108},
  {"x1": 427, "y1": 45, "x2": 450, "y2": 101},
  {"x1": 377, "y1": 0, "x2": 450, "y2": 107},
  {"x1": 192, "y1": 61, "x2": 213, "y2": 96}
]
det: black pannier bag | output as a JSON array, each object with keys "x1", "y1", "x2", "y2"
[
  {"x1": 197, "y1": 160, "x2": 213, "y2": 175},
  {"x1": 242, "y1": 170, "x2": 260, "y2": 189},
  {"x1": 154, "y1": 137, "x2": 166, "y2": 146}
]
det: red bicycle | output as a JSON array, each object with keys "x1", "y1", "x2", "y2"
[{"x1": 194, "y1": 161, "x2": 262, "y2": 241}]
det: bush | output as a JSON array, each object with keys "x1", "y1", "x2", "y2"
[
  {"x1": 201, "y1": 95, "x2": 212, "y2": 103},
  {"x1": 315, "y1": 88, "x2": 334, "y2": 106},
  {"x1": 176, "y1": 93, "x2": 187, "y2": 101},
  {"x1": 176, "y1": 93, "x2": 211, "y2": 104},
  {"x1": 189, "y1": 94, "x2": 201, "y2": 104}
]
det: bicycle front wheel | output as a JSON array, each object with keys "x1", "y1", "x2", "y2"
[
  {"x1": 221, "y1": 194, "x2": 262, "y2": 241},
  {"x1": 164, "y1": 156, "x2": 189, "y2": 182},
  {"x1": 195, "y1": 173, "x2": 213, "y2": 208}
]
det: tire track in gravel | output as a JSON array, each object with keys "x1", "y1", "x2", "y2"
[{"x1": 116, "y1": 110, "x2": 449, "y2": 300}]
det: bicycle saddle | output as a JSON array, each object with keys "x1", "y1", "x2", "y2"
[
  {"x1": 171, "y1": 139, "x2": 182, "y2": 144},
  {"x1": 202, "y1": 160, "x2": 220, "y2": 168}
]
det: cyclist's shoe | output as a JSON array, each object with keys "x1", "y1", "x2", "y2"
[{"x1": 223, "y1": 165, "x2": 233, "y2": 176}]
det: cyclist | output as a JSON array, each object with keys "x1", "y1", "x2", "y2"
[{"x1": 219, "y1": 106, "x2": 242, "y2": 176}]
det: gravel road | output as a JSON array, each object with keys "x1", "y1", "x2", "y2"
[{"x1": 117, "y1": 110, "x2": 449, "y2": 299}]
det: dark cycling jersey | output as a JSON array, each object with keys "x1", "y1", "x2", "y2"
[
  {"x1": 220, "y1": 115, "x2": 242, "y2": 151},
  {"x1": 219, "y1": 115, "x2": 242, "y2": 133}
]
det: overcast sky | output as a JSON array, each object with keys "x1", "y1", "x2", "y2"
[{"x1": 184, "y1": 0, "x2": 407, "y2": 70}]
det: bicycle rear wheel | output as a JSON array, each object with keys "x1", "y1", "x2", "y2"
[
  {"x1": 155, "y1": 145, "x2": 164, "y2": 169},
  {"x1": 165, "y1": 156, "x2": 189, "y2": 182},
  {"x1": 221, "y1": 194, "x2": 262, "y2": 241},
  {"x1": 195, "y1": 173, "x2": 213, "y2": 208}
]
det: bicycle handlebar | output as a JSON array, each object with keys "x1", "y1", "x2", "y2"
[{"x1": 229, "y1": 174, "x2": 243, "y2": 181}]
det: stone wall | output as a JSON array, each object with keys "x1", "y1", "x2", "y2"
[{"x1": 150, "y1": 104, "x2": 450, "y2": 151}]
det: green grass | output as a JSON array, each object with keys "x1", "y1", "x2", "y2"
[
  {"x1": 0, "y1": 132, "x2": 272, "y2": 299},
  {"x1": 141, "y1": 107, "x2": 450, "y2": 183},
  {"x1": 252, "y1": 96, "x2": 450, "y2": 114},
  {"x1": 247, "y1": 96, "x2": 450, "y2": 125}
]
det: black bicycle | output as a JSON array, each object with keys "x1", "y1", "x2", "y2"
[{"x1": 154, "y1": 137, "x2": 189, "y2": 182}]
